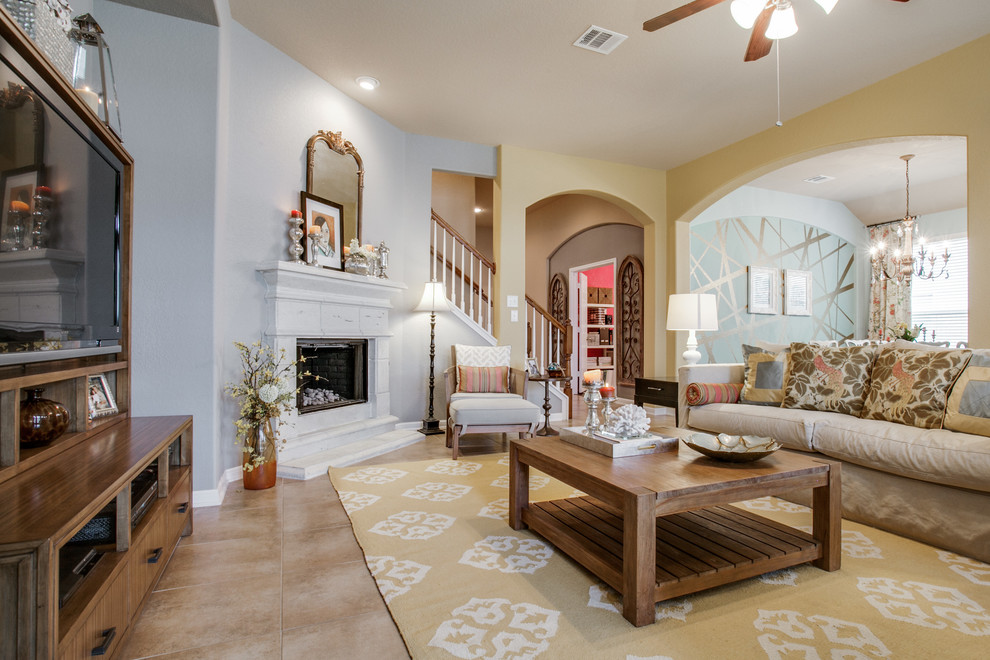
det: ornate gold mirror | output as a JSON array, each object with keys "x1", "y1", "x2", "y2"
[
  {"x1": 0, "y1": 66, "x2": 45, "y2": 172},
  {"x1": 306, "y1": 130, "x2": 363, "y2": 249}
]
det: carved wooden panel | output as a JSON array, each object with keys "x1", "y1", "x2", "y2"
[
  {"x1": 549, "y1": 273, "x2": 568, "y2": 326},
  {"x1": 617, "y1": 256, "x2": 644, "y2": 386}
]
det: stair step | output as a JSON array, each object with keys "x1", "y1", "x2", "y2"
[{"x1": 278, "y1": 429, "x2": 423, "y2": 480}]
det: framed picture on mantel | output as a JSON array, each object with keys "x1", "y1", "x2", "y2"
[{"x1": 301, "y1": 191, "x2": 343, "y2": 271}]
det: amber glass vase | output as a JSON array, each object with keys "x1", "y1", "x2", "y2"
[
  {"x1": 242, "y1": 419, "x2": 278, "y2": 490},
  {"x1": 20, "y1": 388, "x2": 70, "y2": 448}
]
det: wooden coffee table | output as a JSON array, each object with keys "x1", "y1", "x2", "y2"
[{"x1": 509, "y1": 435, "x2": 840, "y2": 627}]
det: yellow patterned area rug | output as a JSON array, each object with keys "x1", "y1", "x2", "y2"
[{"x1": 328, "y1": 453, "x2": 989, "y2": 659}]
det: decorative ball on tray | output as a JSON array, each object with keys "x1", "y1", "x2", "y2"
[{"x1": 683, "y1": 432, "x2": 781, "y2": 462}]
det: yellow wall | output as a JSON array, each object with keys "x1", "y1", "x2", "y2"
[
  {"x1": 495, "y1": 146, "x2": 667, "y2": 372},
  {"x1": 666, "y1": 34, "x2": 990, "y2": 361}
]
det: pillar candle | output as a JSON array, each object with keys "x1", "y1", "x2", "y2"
[
  {"x1": 599, "y1": 386, "x2": 615, "y2": 399},
  {"x1": 582, "y1": 369, "x2": 602, "y2": 385}
]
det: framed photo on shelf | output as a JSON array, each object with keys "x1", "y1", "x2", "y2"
[
  {"x1": 0, "y1": 165, "x2": 41, "y2": 243},
  {"x1": 300, "y1": 191, "x2": 344, "y2": 270},
  {"x1": 526, "y1": 358, "x2": 541, "y2": 378},
  {"x1": 784, "y1": 269, "x2": 813, "y2": 316},
  {"x1": 87, "y1": 374, "x2": 118, "y2": 420},
  {"x1": 748, "y1": 265, "x2": 779, "y2": 315}
]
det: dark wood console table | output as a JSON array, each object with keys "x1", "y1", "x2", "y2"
[{"x1": 634, "y1": 376, "x2": 679, "y2": 424}]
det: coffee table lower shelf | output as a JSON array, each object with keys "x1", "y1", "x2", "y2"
[{"x1": 522, "y1": 497, "x2": 821, "y2": 602}]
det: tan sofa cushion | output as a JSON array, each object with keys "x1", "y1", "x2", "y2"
[
  {"x1": 812, "y1": 414, "x2": 990, "y2": 493},
  {"x1": 740, "y1": 344, "x2": 789, "y2": 405},
  {"x1": 686, "y1": 403, "x2": 842, "y2": 452}
]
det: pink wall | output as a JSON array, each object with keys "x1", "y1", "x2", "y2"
[{"x1": 584, "y1": 264, "x2": 613, "y2": 288}]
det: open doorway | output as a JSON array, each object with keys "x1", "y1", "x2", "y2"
[{"x1": 569, "y1": 259, "x2": 615, "y2": 394}]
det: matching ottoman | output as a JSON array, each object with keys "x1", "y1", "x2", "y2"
[{"x1": 447, "y1": 396, "x2": 541, "y2": 459}]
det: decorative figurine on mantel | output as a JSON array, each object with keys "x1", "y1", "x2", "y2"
[{"x1": 374, "y1": 241, "x2": 390, "y2": 278}]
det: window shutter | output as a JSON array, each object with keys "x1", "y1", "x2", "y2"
[{"x1": 911, "y1": 236, "x2": 968, "y2": 345}]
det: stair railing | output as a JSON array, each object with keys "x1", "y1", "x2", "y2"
[
  {"x1": 526, "y1": 296, "x2": 573, "y2": 415},
  {"x1": 431, "y1": 210, "x2": 494, "y2": 334}
]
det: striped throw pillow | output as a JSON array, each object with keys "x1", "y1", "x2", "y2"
[
  {"x1": 456, "y1": 366, "x2": 510, "y2": 393},
  {"x1": 685, "y1": 382, "x2": 743, "y2": 406}
]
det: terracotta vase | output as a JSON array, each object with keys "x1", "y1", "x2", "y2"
[
  {"x1": 242, "y1": 420, "x2": 278, "y2": 490},
  {"x1": 20, "y1": 388, "x2": 70, "y2": 448}
]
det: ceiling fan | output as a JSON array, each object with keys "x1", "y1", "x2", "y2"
[{"x1": 643, "y1": 0, "x2": 910, "y2": 62}]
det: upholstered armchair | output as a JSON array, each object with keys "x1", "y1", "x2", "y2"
[{"x1": 442, "y1": 344, "x2": 540, "y2": 459}]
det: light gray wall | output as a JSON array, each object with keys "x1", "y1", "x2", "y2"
[{"x1": 94, "y1": 2, "x2": 496, "y2": 492}]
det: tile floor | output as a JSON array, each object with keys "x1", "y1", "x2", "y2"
[{"x1": 121, "y1": 405, "x2": 669, "y2": 659}]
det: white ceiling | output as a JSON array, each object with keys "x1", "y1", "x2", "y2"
[
  {"x1": 127, "y1": 0, "x2": 984, "y2": 220},
  {"x1": 226, "y1": 0, "x2": 990, "y2": 174}
]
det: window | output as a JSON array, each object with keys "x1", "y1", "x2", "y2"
[{"x1": 911, "y1": 236, "x2": 967, "y2": 345}]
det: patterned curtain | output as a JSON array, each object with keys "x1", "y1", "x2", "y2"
[{"x1": 867, "y1": 224, "x2": 911, "y2": 340}]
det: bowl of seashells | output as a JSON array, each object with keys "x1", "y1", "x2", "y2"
[{"x1": 683, "y1": 432, "x2": 781, "y2": 462}]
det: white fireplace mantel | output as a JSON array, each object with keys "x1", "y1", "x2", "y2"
[{"x1": 256, "y1": 261, "x2": 410, "y2": 478}]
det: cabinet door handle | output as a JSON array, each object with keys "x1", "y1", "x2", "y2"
[
  {"x1": 91, "y1": 627, "x2": 116, "y2": 656},
  {"x1": 177, "y1": 502, "x2": 189, "y2": 514},
  {"x1": 148, "y1": 547, "x2": 164, "y2": 564}
]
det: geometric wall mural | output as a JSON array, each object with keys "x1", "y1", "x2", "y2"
[{"x1": 691, "y1": 216, "x2": 856, "y2": 363}]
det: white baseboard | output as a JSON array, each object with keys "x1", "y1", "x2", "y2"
[
  {"x1": 192, "y1": 466, "x2": 242, "y2": 508},
  {"x1": 395, "y1": 420, "x2": 446, "y2": 431}
]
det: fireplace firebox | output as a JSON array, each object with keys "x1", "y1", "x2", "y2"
[{"x1": 296, "y1": 339, "x2": 368, "y2": 414}]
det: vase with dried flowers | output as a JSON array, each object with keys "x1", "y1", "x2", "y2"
[{"x1": 225, "y1": 341, "x2": 303, "y2": 489}]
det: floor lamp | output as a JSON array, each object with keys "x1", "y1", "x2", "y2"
[
  {"x1": 415, "y1": 280, "x2": 449, "y2": 435},
  {"x1": 667, "y1": 293, "x2": 718, "y2": 365}
]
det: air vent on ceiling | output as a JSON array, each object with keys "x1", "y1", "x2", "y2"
[
  {"x1": 803, "y1": 175, "x2": 835, "y2": 184},
  {"x1": 573, "y1": 25, "x2": 628, "y2": 54}
]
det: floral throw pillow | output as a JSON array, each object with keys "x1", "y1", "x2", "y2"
[
  {"x1": 861, "y1": 346, "x2": 972, "y2": 429},
  {"x1": 782, "y1": 343, "x2": 878, "y2": 416},
  {"x1": 740, "y1": 344, "x2": 789, "y2": 406}
]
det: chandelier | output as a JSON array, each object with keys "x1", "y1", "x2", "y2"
[{"x1": 868, "y1": 154, "x2": 950, "y2": 285}]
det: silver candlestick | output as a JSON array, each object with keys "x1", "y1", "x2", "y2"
[
  {"x1": 583, "y1": 381, "x2": 603, "y2": 434},
  {"x1": 288, "y1": 210, "x2": 305, "y2": 264},
  {"x1": 375, "y1": 241, "x2": 389, "y2": 278}
]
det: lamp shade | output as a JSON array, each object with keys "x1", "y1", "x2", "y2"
[
  {"x1": 730, "y1": 0, "x2": 767, "y2": 29},
  {"x1": 666, "y1": 294, "x2": 718, "y2": 331},
  {"x1": 766, "y1": 3, "x2": 799, "y2": 40},
  {"x1": 414, "y1": 281, "x2": 449, "y2": 313},
  {"x1": 813, "y1": 0, "x2": 839, "y2": 14}
]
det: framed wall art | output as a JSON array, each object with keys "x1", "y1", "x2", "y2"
[
  {"x1": 784, "y1": 269, "x2": 813, "y2": 316},
  {"x1": 300, "y1": 191, "x2": 343, "y2": 270},
  {"x1": 0, "y1": 165, "x2": 40, "y2": 243},
  {"x1": 87, "y1": 374, "x2": 118, "y2": 420},
  {"x1": 748, "y1": 265, "x2": 779, "y2": 315}
]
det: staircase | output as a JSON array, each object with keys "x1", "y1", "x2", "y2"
[{"x1": 431, "y1": 209, "x2": 572, "y2": 417}]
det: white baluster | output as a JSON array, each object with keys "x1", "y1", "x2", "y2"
[{"x1": 468, "y1": 253, "x2": 475, "y2": 322}]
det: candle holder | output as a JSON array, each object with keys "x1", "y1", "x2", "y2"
[
  {"x1": 601, "y1": 389, "x2": 616, "y2": 431},
  {"x1": 584, "y1": 381, "x2": 603, "y2": 434},
  {"x1": 287, "y1": 210, "x2": 305, "y2": 264},
  {"x1": 2, "y1": 208, "x2": 28, "y2": 252},
  {"x1": 28, "y1": 188, "x2": 52, "y2": 250}
]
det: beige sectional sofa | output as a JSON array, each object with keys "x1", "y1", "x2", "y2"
[{"x1": 677, "y1": 355, "x2": 990, "y2": 563}]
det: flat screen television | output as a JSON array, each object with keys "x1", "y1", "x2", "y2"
[{"x1": 0, "y1": 33, "x2": 123, "y2": 366}]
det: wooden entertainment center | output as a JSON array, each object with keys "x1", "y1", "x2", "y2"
[{"x1": 0, "y1": 9, "x2": 193, "y2": 659}]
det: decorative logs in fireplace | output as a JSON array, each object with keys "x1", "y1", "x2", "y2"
[{"x1": 296, "y1": 339, "x2": 368, "y2": 414}]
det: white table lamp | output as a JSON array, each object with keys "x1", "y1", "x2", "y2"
[{"x1": 667, "y1": 293, "x2": 719, "y2": 365}]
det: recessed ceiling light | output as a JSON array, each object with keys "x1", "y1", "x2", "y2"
[
  {"x1": 474, "y1": 207, "x2": 483, "y2": 214},
  {"x1": 356, "y1": 76, "x2": 380, "y2": 91}
]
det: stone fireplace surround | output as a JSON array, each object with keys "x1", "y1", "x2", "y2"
[{"x1": 257, "y1": 262, "x2": 409, "y2": 478}]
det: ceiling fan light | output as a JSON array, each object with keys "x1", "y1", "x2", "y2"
[
  {"x1": 730, "y1": 0, "x2": 766, "y2": 30},
  {"x1": 765, "y1": 3, "x2": 798, "y2": 40},
  {"x1": 813, "y1": 0, "x2": 839, "y2": 14}
]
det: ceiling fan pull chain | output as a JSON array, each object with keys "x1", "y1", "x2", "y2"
[{"x1": 775, "y1": 40, "x2": 783, "y2": 127}]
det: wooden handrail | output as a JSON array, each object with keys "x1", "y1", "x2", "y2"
[
  {"x1": 432, "y1": 210, "x2": 496, "y2": 274},
  {"x1": 525, "y1": 296, "x2": 567, "y2": 334}
]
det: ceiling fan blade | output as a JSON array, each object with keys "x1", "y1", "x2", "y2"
[
  {"x1": 643, "y1": 0, "x2": 730, "y2": 32},
  {"x1": 744, "y1": 5, "x2": 775, "y2": 62}
]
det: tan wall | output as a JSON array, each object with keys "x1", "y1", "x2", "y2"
[
  {"x1": 495, "y1": 146, "x2": 666, "y2": 372},
  {"x1": 431, "y1": 171, "x2": 477, "y2": 243},
  {"x1": 526, "y1": 194, "x2": 641, "y2": 309},
  {"x1": 666, "y1": 34, "x2": 990, "y2": 362}
]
